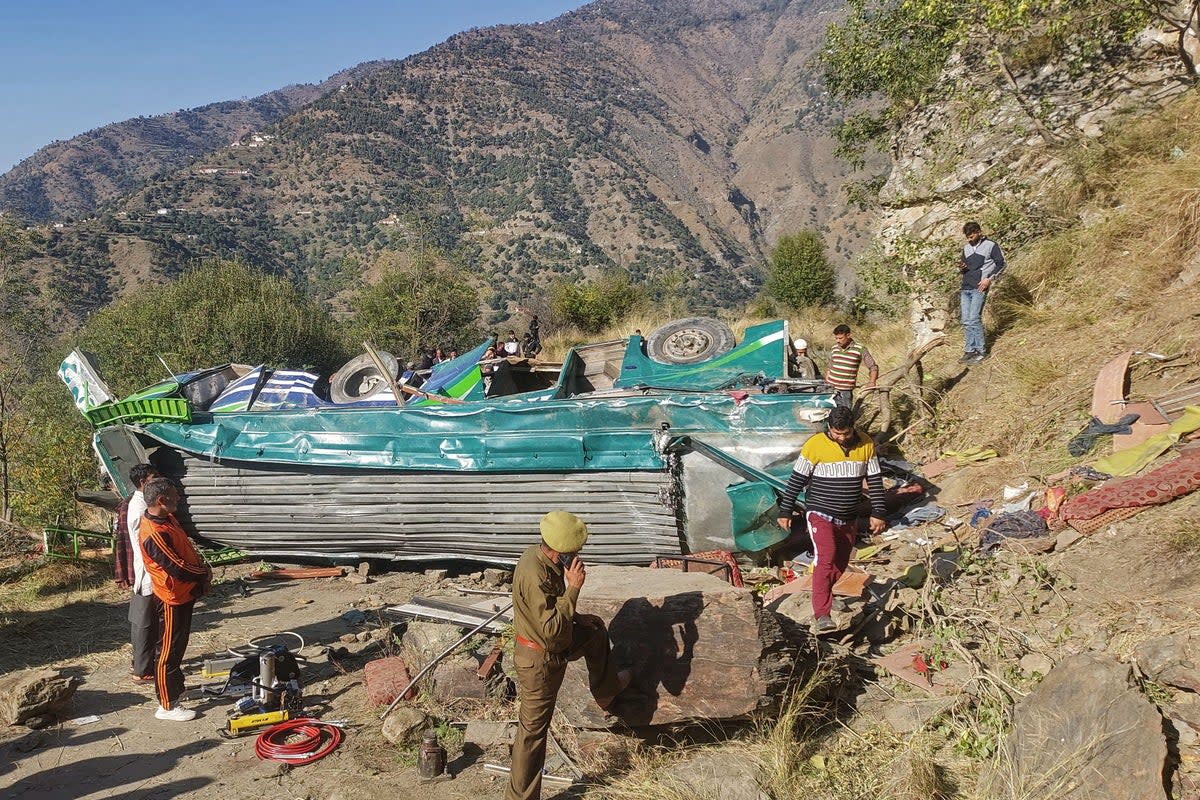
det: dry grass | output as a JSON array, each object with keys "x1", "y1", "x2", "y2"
[{"x1": 917, "y1": 89, "x2": 1200, "y2": 466}]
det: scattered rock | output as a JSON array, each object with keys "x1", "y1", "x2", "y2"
[
  {"x1": 381, "y1": 705, "x2": 432, "y2": 745},
  {"x1": 357, "y1": 561, "x2": 371, "y2": 577},
  {"x1": 339, "y1": 633, "x2": 358, "y2": 644},
  {"x1": 881, "y1": 695, "x2": 957, "y2": 735},
  {"x1": 667, "y1": 749, "x2": 770, "y2": 800},
  {"x1": 464, "y1": 720, "x2": 515, "y2": 747},
  {"x1": 0, "y1": 668, "x2": 81, "y2": 726},
  {"x1": 468, "y1": 572, "x2": 483, "y2": 582},
  {"x1": 345, "y1": 572, "x2": 372, "y2": 585},
  {"x1": 1056, "y1": 528, "x2": 1085, "y2": 551},
  {"x1": 424, "y1": 569, "x2": 448, "y2": 581},
  {"x1": 558, "y1": 565, "x2": 803, "y2": 728},
  {"x1": 355, "y1": 631, "x2": 372, "y2": 642},
  {"x1": 774, "y1": 591, "x2": 863, "y2": 634},
  {"x1": 482, "y1": 568, "x2": 511, "y2": 587},
  {"x1": 980, "y1": 652, "x2": 1167, "y2": 799},
  {"x1": 1134, "y1": 634, "x2": 1200, "y2": 693},
  {"x1": 10, "y1": 729, "x2": 47, "y2": 753},
  {"x1": 1018, "y1": 652, "x2": 1054, "y2": 678},
  {"x1": 341, "y1": 609, "x2": 368, "y2": 625},
  {"x1": 364, "y1": 656, "x2": 416, "y2": 706},
  {"x1": 401, "y1": 622, "x2": 466, "y2": 673},
  {"x1": 432, "y1": 654, "x2": 488, "y2": 700}
]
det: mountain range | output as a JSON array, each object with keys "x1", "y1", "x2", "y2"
[{"x1": 1, "y1": 0, "x2": 870, "y2": 322}]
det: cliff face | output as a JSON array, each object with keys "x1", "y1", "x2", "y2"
[{"x1": 870, "y1": 13, "x2": 1199, "y2": 343}]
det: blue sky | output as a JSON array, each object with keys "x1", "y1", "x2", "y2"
[{"x1": 0, "y1": 0, "x2": 584, "y2": 173}]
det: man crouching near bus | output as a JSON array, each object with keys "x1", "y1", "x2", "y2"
[
  {"x1": 506, "y1": 511, "x2": 632, "y2": 800},
  {"x1": 139, "y1": 477, "x2": 211, "y2": 721},
  {"x1": 776, "y1": 407, "x2": 887, "y2": 633}
]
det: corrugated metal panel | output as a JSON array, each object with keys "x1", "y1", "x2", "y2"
[{"x1": 170, "y1": 455, "x2": 682, "y2": 565}]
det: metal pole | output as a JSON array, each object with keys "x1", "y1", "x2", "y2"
[{"x1": 380, "y1": 601, "x2": 513, "y2": 720}]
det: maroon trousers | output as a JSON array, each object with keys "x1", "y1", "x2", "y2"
[{"x1": 807, "y1": 510, "x2": 856, "y2": 618}]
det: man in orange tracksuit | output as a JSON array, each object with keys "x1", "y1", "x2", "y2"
[{"x1": 139, "y1": 477, "x2": 210, "y2": 721}]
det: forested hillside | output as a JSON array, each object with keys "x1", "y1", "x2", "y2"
[{"x1": 0, "y1": 0, "x2": 868, "y2": 324}]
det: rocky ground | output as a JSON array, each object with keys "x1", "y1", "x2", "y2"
[{"x1": 1, "y1": 456, "x2": 1198, "y2": 800}]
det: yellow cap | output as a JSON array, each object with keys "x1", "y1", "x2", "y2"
[{"x1": 539, "y1": 510, "x2": 589, "y2": 553}]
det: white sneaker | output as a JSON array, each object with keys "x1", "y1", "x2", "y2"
[{"x1": 155, "y1": 704, "x2": 197, "y2": 721}]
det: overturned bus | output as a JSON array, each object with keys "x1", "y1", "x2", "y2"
[{"x1": 60, "y1": 318, "x2": 832, "y2": 565}]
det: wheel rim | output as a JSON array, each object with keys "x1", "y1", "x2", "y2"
[{"x1": 660, "y1": 327, "x2": 717, "y2": 361}]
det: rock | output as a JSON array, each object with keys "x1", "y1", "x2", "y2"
[
  {"x1": 345, "y1": 573, "x2": 371, "y2": 585},
  {"x1": 381, "y1": 705, "x2": 431, "y2": 745},
  {"x1": 464, "y1": 720, "x2": 515, "y2": 747},
  {"x1": 0, "y1": 669, "x2": 81, "y2": 726},
  {"x1": 1134, "y1": 634, "x2": 1200, "y2": 693},
  {"x1": 364, "y1": 656, "x2": 416, "y2": 706},
  {"x1": 1056, "y1": 528, "x2": 1085, "y2": 551},
  {"x1": 557, "y1": 565, "x2": 804, "y2": 728},
  {"x1": 341, "y1": 609, "x2": 367, "y2": 625},
  {"x1": 666, "y1": 750, "x2": 770, "y2": 800},
  {"x1": 355, "y1": 631, "x2": 372, "y2": 642},
  {"x1": 881, "y1": 695, "x2": 957, "y2": 735},
  {"x1": 357, "y1": 561, "x2": 371, "y2": 577},
  {"x1": 401, "y1": 621, "x2": 465, "y2": 672},
  {"x1": 424, "y1": 569, "x2": 448, "y2": 581},
  {"x1": 431, "y1": 654, "x2": 488, "y2": 700},
  {"x1": 980, "y1": 652, "x2": 1167, "y2": 799},
  {"x1": 1018, "y1": 652, "x2": 1054, "y2": 678},
  {"x1": 339, "y1": 633, "x2": 358, "y2": 644},
  {"x1": 482, "y1": 568, "x2": 511, "y2": 587},
  {"x1": 773, "y1": 592, "x2": 863, "y2": 634}
]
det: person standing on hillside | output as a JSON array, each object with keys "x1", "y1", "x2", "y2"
[
  {"x1": 506, "y1": 511, "x2": 632, "y2": 800},
  {"x1": 825, "y1": 324, "x2": 877, "y2": 409},
  {"x1": 776, "y1": 406, "x2": 887, "y2": 633},
  {"x1": 958, "y1": 221, "x2": 1006, "y2": 363},
  {"x1": 139, "y1": 477, "x2": 211, "y2": 721}
]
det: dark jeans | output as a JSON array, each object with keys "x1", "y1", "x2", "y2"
[{"x1": 128, "y1": 591, "x2": 162, "y2": 677}]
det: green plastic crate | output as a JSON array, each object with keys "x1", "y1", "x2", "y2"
[{"x1": 85, "y1": 397, "x2": 192, "y2": 428}]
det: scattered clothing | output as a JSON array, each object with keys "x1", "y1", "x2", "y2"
[
  {"x1": 980, "y1": 510, "x2": 1049, "y2": 552},
  {"x1": 1092, "y1": 405, "x2": 1200, "y2": 476},
  {"x1": 887, "y1": 502, "x2": 947, "y2": 531},
  {"x1": 1067, "y1": 414, "x2": 1140, "y2": 457},
  {"x1": 1060, "y1": 448, "x2": 1200, "y2": 524}
]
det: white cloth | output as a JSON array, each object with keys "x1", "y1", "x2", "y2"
[{"x1": 127, "y1": 490, "x2": 154, "y2": 596}]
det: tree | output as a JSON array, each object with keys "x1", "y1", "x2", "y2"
[
  {"x1": 350, "y1": 249, "x2": 482, "y2": 357},
  {"x1": 3, "y1": 260, "x2": 351, "y2": 527},
  {"x1": 72, "y1": 260, "x2": 350, "y2": 394},
  {"x1": 0, "y1": 219, "x2": 48, "y2": 522},
  {"x1": 766, "y1": 232, "x2": 836, "y2": 310},
  {"x1": 548, "y1": 271, "x2": 645, "y2": 334}
]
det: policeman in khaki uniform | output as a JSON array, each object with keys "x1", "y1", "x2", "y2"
[{"x1": 506, "y1": 511, "x2": 632, "y2": 800}]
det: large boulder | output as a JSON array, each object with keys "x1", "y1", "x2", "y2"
[
  {"x1": 980, "y1": 652, "x2": 1168, "y2": 799},
  {"x1": 557, "y1": 565, "x2": 802, "y2": 728},
  {"x1": 0, "y1": 669, "x2": 80, "y2": 726}
]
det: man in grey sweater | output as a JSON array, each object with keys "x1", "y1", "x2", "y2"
[{"x1": 958, "y1": 221, "x2": 1005, "y2": 363}]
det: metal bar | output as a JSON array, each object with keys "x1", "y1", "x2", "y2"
[{"x1": 380, "y1": 601, "x2": 513, "y2": 720}]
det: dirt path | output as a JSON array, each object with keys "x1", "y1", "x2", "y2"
[{"x1": 0, "y1": 564, "x2": 518, "y2": 800}]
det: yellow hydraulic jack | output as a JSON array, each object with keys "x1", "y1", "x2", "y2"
[{"x1": 227, "y1": 709, "x2": 290, "y2": 737}]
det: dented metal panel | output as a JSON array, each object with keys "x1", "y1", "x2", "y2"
[{"x1": 167, "y1": 455, "x2": 681, "y2": 565}]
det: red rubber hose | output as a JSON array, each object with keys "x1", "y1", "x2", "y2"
[{"x1": 254, "y1": 718, "x2": 343, "y2": 765}]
